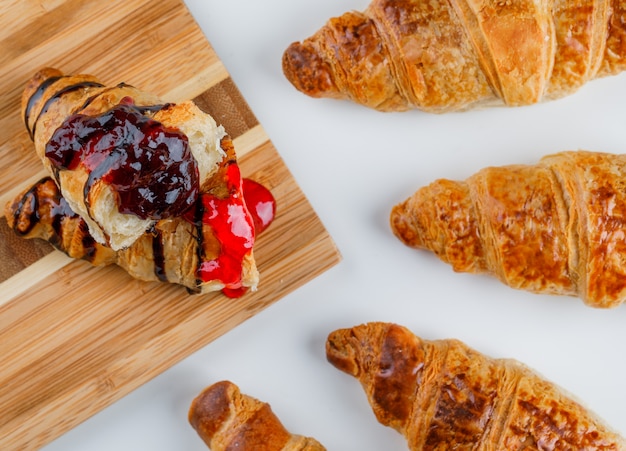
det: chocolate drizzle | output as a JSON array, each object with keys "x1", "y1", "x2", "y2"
[
  {"x1": 79, "y1": 221, "x2": 99, "y2": 263},
  {"x1": 50, "y1": 191, "x2": 76, "y2": 237},
  {"x1": 9, "y1": 177, "x2": 107, "y2": 265},
  {"x1": 76, "y1": 82, "x2": 130, "y2": 112},
  {"x1": 11, "y1": 176, "x2": 76, "y2": 236},
  {"x1": 74, "y1": 82, "x2": 173, "y2": 115},
  {"x1": 12, "y1": 181, "x2": 41, "y2": 236},
  {"x1": 24, "y1": 75, "x2": 64, "y2": 138},
  {"x1": 190, "y1": 196, "x2": 206, "y2": 293},
  {"x1": 151, "y1": 227, "x2": 168, "y2": 282},
  {"x1": 135, "y1": 103, "x2": 172, "y2": 114},
  {"x1": 30, "y1": 81, "x2": 105, "y2": 139}
]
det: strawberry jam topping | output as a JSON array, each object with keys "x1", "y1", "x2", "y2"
[
  {"x1": 45, "y1": 101, "x2": 199, "y2": 220},
  {"x1": 195, "y1": 163, "x2": 255, "y2": 294},
  {"x1": 221, "y1": 178, "x2": 275, "y2": 299},
  {"x1": 187, "y1": 166, "x2": 276, "y2": 298},
  {"x1": 242, "y1": 178, "x2": 276, "y2": 235}
]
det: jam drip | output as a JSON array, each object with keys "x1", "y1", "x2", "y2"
[
  {"x1": 45, "y1": 102, "x2": 200, "y2": 220},
  {"x1": 190, "y1": 163, "x2": 256, "y2": 298},
  {"x1": 242, "y1": 178, "x2": 276, "y2": 235}
]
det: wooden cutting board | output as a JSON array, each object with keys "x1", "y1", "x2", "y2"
[{"x1": 0, "y1": 1, "x2": 341, "y2": 449}]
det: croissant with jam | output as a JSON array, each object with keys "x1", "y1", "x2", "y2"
[
  {"x1": 391, "y1": 150, "x2": 626, "y2": 308},
  {"x1": 23, "y1": 67, "x2": 228, "y2": 250},
  {"x1": 7, "y1": 68, "x2": 273, "y2": 296},
  {"x1": 282, "y1": 0, "x2": 626, "y2": 112},
  {"x1": 189, "y1": 381, "x2": 326, "y2": 450},
  {"x1": 327, "y1": 322, "x2": 626, "y2": 450},
  {"x1": 5, "y1": 136, "x2": 261, "y2": 296}
]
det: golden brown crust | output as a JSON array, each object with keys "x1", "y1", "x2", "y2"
[
  {"x1": 601, "y1": 0, "x2": 626, "y2": 76},
  {"x1": 189, "y1": 381, "x2": 326, "y2": 451},
  {"x1": 390, "y1": 150, "x2": 626, "y2": 308},
  {"x1": 326, "y1": 322, "x2": 626, "y2": 450},
  {"x1": 541, "y1": 152, "x2": 626, "y2": 307},
  {"x1": 282, "y1": 0, "x2": 626, "y2": 112},
  {"x1": 466, "y1": 163, "x2": 574, "y2": 295},
  {"x1": 390, "y1": 178, "x2": 487, "y2": 273}
]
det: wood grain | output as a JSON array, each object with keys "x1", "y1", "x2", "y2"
[{"x1": 0, "y1": 1, "x2": 341, "y2": 449}]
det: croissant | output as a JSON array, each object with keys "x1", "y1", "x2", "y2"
[
  {"x1": 282, "y1": 0, "x2": 626, "y2": 112},
  {"x1": 189, "y1": 380, "x2": 326, "y2": 450},
  {"x1": 390, "y1": 150, "x2": 626, "y2": 308},
  {"x1": 22, "y1": 68, "x2": 227, "y2": 250},
  {"x1": 327, "y1": 322, "x2": 626, "y2": 450},
  {"x1": 4, "y1": 136, "x2": 260, "y2": 296}
]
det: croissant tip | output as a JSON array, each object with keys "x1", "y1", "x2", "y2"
[
  {"x1": 325, "y1": 328, "x2": 361, "y2": 376},
  {"x1": 21, "y1": 67, "x2": 65, "y2": 135},
  {"x1": 22, "y1": 67, "x2": 64, "y2": 98},
  {"x1": 282, "y1": 41, "x2": 340, "y2": 99},
  {"x1": 188, "y1": 380, "x2": 234, "y2": 437},
  {"x1": 389, "y1": 203, "x2": 420, "y2": 247}
]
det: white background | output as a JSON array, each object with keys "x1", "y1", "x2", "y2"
[{"x1": 43, "y1": 0, "x2": 626, "y2": 449}]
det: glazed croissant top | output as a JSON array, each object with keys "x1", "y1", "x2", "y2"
[
  {"x1": 22, "y1": 68, "x2": 227, "y2": 250},
  {"x1": 327, "y1": 322, "x2": 626, "y2": 450},
  {"x1": 390, "y1": 150, "x2": 626, "y2": 308},
  {"x1": 282, "y1": 0, "x2": 626, "y2": 112}
]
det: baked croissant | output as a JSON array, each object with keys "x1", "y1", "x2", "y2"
[
  {"x1": 23, "y1": 68, "x2": 227, "y2": 250},
  {"x1": 189, "y1": 380, "x2": 326, "y2": 450},
  {"x1": 282, "y1": 0, "x2": 626, "y2": 112},
  {"x1": 327, "y1": 322, "x2": 626, "y2": 450},
  {"x1": 4, "y1": 136, "x2": 259, "y2": 296},
  {"x1": 390, "y1": 150, "x2": 626, "y2": 308}
]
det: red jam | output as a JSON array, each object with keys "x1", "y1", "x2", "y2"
[
  {"x1": 242, "y1": 178, "x2": 276, "y2": 235},
  {"x1": 44, "y1": 101, "x2": 199, "y2": 220},
  {"x1": 221, "y1": 286, "x2": 250, "y2": 299},
  {"x1": 190, "y1": 171, "x2": 276, "y2": 298},
  {"x1": 196, "y1": 163, "x2": 255, "y2": 295}
]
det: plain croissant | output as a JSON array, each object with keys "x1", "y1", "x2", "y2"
[
  {"x1": 22, "y1": 68, "x2": 227, "y2": 250},
  {"x1": 4, "y1": 136, "x2": 259, "y2": 296},
  {"x1": 189, "y1": 380, "x2": 326, "y2": 450},
  {"x1": 390, "y1": 150, "x2": 626, "y2": 308},
  {"x1": 327, "y1": 322, "x2": 626, "y2": 450},
  {"x1": 282, "y1": 0, "x2": 626, "y2": 112}
]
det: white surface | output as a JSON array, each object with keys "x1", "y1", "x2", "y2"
[{"x1": 42, "y1": 1, "x2": 626, "y2": 450}]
